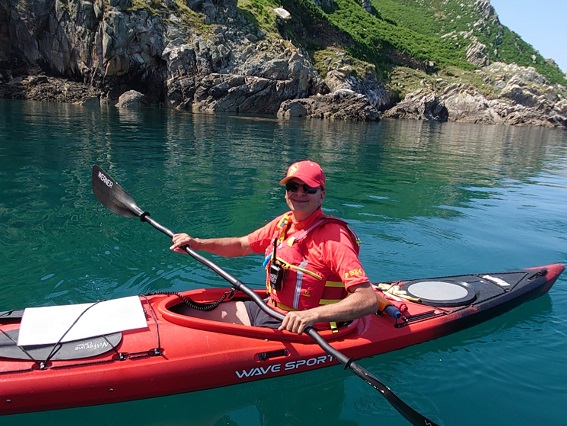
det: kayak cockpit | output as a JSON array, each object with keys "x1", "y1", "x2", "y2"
[{"x1": 157, "y1": 288, "x2": 361, "y2": 343}]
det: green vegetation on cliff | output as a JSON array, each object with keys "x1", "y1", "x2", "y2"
[{"x1": 241, "y1": 0, "x2": 565, "y2": 90}]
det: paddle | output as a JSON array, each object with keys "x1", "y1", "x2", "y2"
[{"x1": 91, "y1": 165, "x2": 438, "y2": 426}]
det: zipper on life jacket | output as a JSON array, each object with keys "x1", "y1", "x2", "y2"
[{"x1": 274, "y1": 257, "x2": 323, "y2": 280}]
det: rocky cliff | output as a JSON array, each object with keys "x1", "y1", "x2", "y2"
[{"x1": 0, "y1": 0, "x2": 566, "y2": 128}]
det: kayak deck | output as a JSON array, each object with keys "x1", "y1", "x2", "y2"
[{"x1": 0, "y1": 263, "x2": 563, "y2": 415}]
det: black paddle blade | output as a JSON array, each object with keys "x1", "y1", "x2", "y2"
[{"x1": 92, "y1": 165, "x2": 144, "y2": 218}]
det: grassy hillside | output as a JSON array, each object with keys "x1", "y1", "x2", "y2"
[
  {"x1": 372, "y1": 0, "x2": 564, "y2": 83},
  {"x1": 240, "y1": 0, "x2": 565, "y2": 89}
]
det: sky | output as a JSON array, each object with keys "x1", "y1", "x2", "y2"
[{"x1": 490, "y1": 0, "x2": 567, "y2": 73}]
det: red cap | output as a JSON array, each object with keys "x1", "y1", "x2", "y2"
[{"x1": 279, "y1": 160, "x2": 326, "y2": 189}]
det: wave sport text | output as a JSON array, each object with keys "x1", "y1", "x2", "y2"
[{"x1": 235, "y1": 354, "x2": 334, "y2": 379}]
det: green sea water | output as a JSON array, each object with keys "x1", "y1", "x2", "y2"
[{"x1": 0, "y1": 99, "x2": 566, "y2": 425}]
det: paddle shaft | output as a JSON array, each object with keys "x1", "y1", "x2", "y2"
[{"x1": 92, "y1": 165, "x2": 438, "y2": 426}]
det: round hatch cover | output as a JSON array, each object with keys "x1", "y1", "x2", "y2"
[{"x1": 400, "y1": 280, "x2": 476, "y2": 307}]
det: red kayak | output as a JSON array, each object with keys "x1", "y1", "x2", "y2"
[{"x1": 0, "y1": 263, "x2": 563, "y2": 415}]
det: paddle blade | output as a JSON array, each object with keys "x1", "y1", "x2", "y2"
[{"x1": 92, "y1": 165, "x2": 144, "y2": 218}]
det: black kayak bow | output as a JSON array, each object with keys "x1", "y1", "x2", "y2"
[{"x1": 91, "y1": 165, "x2": 438, "y2": 426}]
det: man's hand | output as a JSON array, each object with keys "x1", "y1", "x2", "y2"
[
  {"x1": 278, "y1": 283, "x2": 378, "y2": 334},
  {"x1": 279, "y1": 309, "x2": 319, "y2": 334}
]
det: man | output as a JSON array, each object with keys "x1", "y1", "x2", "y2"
[{"x1": 170, "y1": 160, "x2": 378, "y2": 334}]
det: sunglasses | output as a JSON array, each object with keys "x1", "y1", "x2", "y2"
[{"x1": 285, "y1": 182, "x2": 320, "y2": 194}]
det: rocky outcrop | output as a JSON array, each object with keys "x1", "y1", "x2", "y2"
[
  {"x1": 384, "y1": 63, "x2": 567, "y2": 128},
  {"x1": 278, "y1": 90, "x2": 379, "y2": 121},
  {"x1": 0, "y1": 74, "x2": 102, "y2": 104},
  {"x1": 116, "y1": 89, "x2": 146, "y2": 108},
  {"x1": 0, "y1": 0, "x2": 326, "y2": 114},
  {"x1": 324, "y1": 67, "x2": 394, "y2": 111},
  {"x1": 164, "y1": 37, "x2": 325, "y2": 114}
]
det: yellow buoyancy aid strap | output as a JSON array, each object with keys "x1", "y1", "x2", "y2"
[
  {"x1": 325, "y1": 280, "x2": 345, "y2": 288},
  {"x1": 319, "y1": 299, "x2": 341, "y2": 305},
  {"x1": 270, "y1": 282, "x2": 345, "y2": 309},
  {"x1": 320, "y1": 280, "x2": 346, "y2": 306},
  {"x1": 271, "y1": 300, "x2": 295, "y2": 311},
  {"x1": 276, "y1": 213, "x2": 292, "y2": 244}
]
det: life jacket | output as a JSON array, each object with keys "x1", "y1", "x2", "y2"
[{"x1": 263, "y1": 212, "x2": 361, "y2": 325}]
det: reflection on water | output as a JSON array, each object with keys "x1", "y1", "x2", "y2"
[{"x1": 3, "y1": 101, "x2": 565, "y2": 227}]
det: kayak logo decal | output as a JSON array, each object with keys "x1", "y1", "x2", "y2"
[
  {"x1": 98, "y1": 170, "x2": 114, "y2": 188},
  {"x1": 235, "y1": 354, "x2": 334, "y2": 379},
  {"x1": 74, "y1": 340, "x2": 111, "y2": 351}
]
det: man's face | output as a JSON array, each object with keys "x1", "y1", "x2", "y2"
[{"x1": 284, "y1": 179, "x2": 325, "y2": 221}]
